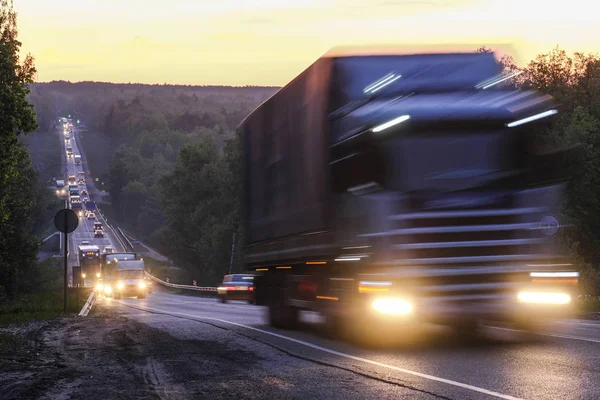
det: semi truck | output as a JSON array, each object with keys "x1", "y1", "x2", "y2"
[
  {"x1": 239, "y1": 49, "x2": 579, "y2": 337},
  {"x1": 101, "y1": 253, "x2": 148, "y2": 298}
]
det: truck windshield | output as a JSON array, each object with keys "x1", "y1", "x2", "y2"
[
  {"x1": 118, "y1": 270, "x2": 144, "y2": 280},
  {"x1": 385, "y1": 130, "x2": 525, "y2": 193}
]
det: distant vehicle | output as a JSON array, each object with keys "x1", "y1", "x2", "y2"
[
  {"x1": 87, "y1": 212, "x2": 96, "y2": 220},
  {"x1": 94, "y1": 229, "x2": 104, "y2": 238},
  {"x1": 81, "y1": 189, "x2": 88, "y2": 195},
  {"x1": 107, "y1": 258, "x2": 148, "y2": 299},
  {"x1": 68, "y1": 175, "x2": 76, "y2": 185},
  {"x1": 78, "y1": 244, "x2": 101, "y2": 286},
  {"x1": 56, "y1": 180, "x2": 66, "y2": 196},
  {"x1": 217, "y1": 274, "x2": 255, "y2": 304},
  {"x1": 103, "y1": 246, "x2": 114, "y2": 254},
  {"x1": 78, "y1": 179, "x2": 85, "y2": 185},
  {"x1": 86, "y1": 201, "x2": 97, "y2": 213},
  {"x1": 82, "y1": 197, "x2": 89, "y2": 203},
  {"x1": 69, "y1": 188, "x2": 80, "y2": 197},
  {"x1": 66, "y1": 147, "x2": 73, "y2": 157},
  {"x1": 65, "y1": 137, "x2": 70, "y2": 143},
  {"x1": 94, "y1": 222, "x2": 102, "y2": 230},
  {"x1": 74, "y1": 155, "x2": 81, "y2": 165}
]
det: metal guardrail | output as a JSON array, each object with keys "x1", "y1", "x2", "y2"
[
  {"x1": 118, "y1": 227, "x2": 134, "y2": 251},
  {"x1": 79, "y1": 290, "x2": 97, "y2": 316},
  {"x1": 145, "y1": 272, "x2": 217, "y2": 292}
]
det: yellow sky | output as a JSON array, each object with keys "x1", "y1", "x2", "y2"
[{"x1": 16, "y1": 0, "x2": 599, "y2": 86}]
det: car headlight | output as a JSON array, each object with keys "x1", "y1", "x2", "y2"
[
  {"x1": 104, "y1": 286, "x2": 112, "y2": 294},
  {"x1": 96, "y1": 272, "x2": 101, "y2": 278},
  {"x1": 117, "y1": 282, "x2": 124, "y2": 290},
  {"x1": 95, "y1": 283, "x2": 103, "y2": 291},
  {"x1": 138, "y1": 282, "x2": 146, "y2": 289}
]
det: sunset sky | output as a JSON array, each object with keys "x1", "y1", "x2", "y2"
[{"x1": 16, "y1": 0, "x2": 598, "y2": 86}]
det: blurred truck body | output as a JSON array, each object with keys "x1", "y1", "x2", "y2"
[{"x1": 239, "y1": 49, "x2": 579, "y2": 335}]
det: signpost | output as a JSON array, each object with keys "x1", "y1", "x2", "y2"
[{"x1": 54, "y1": 209, "x2": 79, "y2": 312}]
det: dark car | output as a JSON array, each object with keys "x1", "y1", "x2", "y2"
[{"x1": 217, "y1": 274, "x2": 255, "y2": 304}]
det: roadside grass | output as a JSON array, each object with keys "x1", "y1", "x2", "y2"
[
  {"x1": 0, "y1": 258, "x2": 92, "y2": 327},
  {"x1": 21, "y1": 130, "x2": 61, "y2": 183}
]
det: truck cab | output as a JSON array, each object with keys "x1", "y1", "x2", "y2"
[{"x1": 108, "y1": 259, "x2": 148, "y2": 299}]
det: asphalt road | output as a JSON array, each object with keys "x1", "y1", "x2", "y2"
[
  {"x1": 100, "y1": 290, "x2": 600, "y2": 400},
  {"x1": 58, "y1": 122, "x2": 124, "y2": 286}
]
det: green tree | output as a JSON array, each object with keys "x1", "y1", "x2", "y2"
[{"x1": 0, "y1": 0, "x2": 40, "y2": 298}]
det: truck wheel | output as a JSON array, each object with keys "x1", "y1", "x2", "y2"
[
  {"x1": 268, "y1": 300, "x2": 299, "y2": 329},
  {"x1": 323, "y1": 313, "x2": 345, "y2": 340}
]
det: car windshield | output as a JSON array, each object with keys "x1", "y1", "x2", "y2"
[{"x1": 226, "y1": 275, "x2": 254, "y2": 284}]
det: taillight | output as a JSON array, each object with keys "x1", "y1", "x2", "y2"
[
  {"x1": 249, "y1": 287, "x2": 254, "y2": 291},
  {"x1": 226, "y1": 286, "x2": 235, "y2": 291}
]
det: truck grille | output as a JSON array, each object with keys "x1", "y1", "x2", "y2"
[{"x1": 359, "y1": 194, "x2": 558, "y2": 299}]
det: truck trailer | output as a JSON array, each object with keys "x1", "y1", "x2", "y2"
[{"x1": 239, "y1": 49, "x2": 579, "y2": 337}]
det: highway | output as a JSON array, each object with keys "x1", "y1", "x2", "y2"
[
  {"x1": 58, "y1": 119, "x2": 124, "y2": 286},
  {"x1": 99, "y1": 290, "x2": 600, "y2": 400}
]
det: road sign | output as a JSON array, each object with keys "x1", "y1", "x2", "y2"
[{"x1": 54, "y1": 209, "x2": 79, "y2": 233}]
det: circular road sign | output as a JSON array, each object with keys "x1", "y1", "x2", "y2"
[{"x1": 54, "y1": 209, "x2": 79, "y2": 234}]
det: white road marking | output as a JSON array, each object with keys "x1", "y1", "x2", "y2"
[
  {"x1": 119, "y1": 302, "x2": 523, "y2": 400},
  {"x1": 552, "y1": 320, "x2": 600, "y2": 328},
  {"x1": 488, "y1": 326, "x2": 600, "y2": 344}
]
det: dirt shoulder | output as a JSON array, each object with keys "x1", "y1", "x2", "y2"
[{"x1": 0, "y1": 307, "x2": 279, "y2": 400}]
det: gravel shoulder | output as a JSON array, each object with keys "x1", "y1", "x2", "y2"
[{"x1": 0, "y1": 305, "x2": 434, "y2": 400}]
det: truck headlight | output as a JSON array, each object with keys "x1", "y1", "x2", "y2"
[
  {"x1": 95, "y1": 283, "x2": 103, "y2": 291},
  {"x1": 138, "y1": 282, "x2": 146, "y2": 289},
  {"x1": 372, "y1": 297, "x2": 413, "y2": 315},
  {"x1": 104, "y1": 286, "x2": 112, "y2": 294},
  {"x1": 117, "y1": 282, "x2": 124, "y2": 290},
  {"x1": 517, "y1": 291, "x2": 571, "y2": 305}
]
